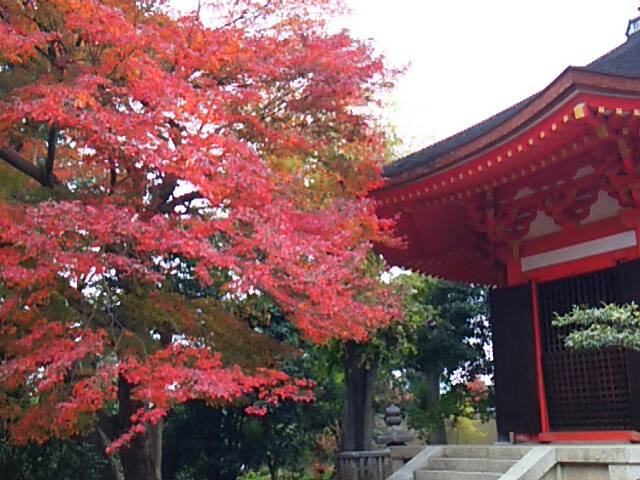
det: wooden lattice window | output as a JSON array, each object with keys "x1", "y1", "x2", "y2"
[{"x1": 537, "y1": 267, "x2": 632, "y2": 431}]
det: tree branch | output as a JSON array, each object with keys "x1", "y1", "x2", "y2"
[
  {"x1": 109, "y1": 165, "x2": 117, "y2": 194},
  {"x1": 158, "y1": 191, "x2": 203, "y2": 214},
  {"x1": 0, "y1": 146, "x2": 62, "y2": 187},
  {"x1": 1, "y1": 147, "x2": 43, "y2": 185},
  {"x1": 97, "y1": 425, "x2": 125, "y2": 480},
  {"x1": 45, "y1": 125, "x2": 58, "y2": 186}
]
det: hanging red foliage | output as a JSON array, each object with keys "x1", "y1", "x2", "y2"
[{"x1": 0, "y1": 0, "x2": 401, "y2": 454}]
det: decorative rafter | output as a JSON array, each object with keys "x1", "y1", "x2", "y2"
[{"x1": 440, "y1": 103, "x2": 640, "y2": 267}]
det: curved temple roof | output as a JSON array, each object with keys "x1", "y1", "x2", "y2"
[
  {"x1": 375, "y1": 23, "x2": 640, "y2": 285},
  {"x1": 382, "y1": 28, "x2": 640, "y2": 185}
]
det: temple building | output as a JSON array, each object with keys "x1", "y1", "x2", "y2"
[{"x1": 375, "y1": 17, "x2": 640, "y2": 443}]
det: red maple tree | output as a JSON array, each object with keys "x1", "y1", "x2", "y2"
[{"x1": 0, "y1": 1, "x2": 400, "y2": 478}]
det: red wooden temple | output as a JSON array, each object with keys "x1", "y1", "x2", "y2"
[{"x1": 374, "y1": 18, "x2": 640, "y2": 443}]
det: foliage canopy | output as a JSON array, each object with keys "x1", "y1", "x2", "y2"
[{"x1": 0, "y1": 0, "x2": 400, "y2": 458}]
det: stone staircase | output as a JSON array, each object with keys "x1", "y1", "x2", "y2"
[{"x1": 413, "y1": 445, "x2": 531, "y2": 480}]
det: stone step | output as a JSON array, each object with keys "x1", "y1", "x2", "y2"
[
  {"x1": 415, "y1": 469, "x2": 502, "y2": 480},
  {"x1": 442, "y1": 446, "x2": 530, "y2": 460},
  {"x1": 427, "y1": 457, "x2": 515, "y2": 473}
]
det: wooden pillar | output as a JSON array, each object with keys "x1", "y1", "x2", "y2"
[{"x1": 531, "y1": 280, "x2": 550, "y2": 433}]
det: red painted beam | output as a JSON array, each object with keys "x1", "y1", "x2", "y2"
[
  {"x1": 530, "y1": 280, "x2": 550, "y2": 433},
  {"x1": 521, "y1": 246, "x2": 639, "y2": 285},
  {"x1": 537, "y1": 431, "x2": 640, "y2": 443},
  {"x1": 521, "y1": 216, "x2": 624, "y2": 257}
]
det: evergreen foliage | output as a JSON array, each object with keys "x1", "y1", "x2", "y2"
[{"x1": 553, "y1": 302, "x2": 640, "y2": 351}]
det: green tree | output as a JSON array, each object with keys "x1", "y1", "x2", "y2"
[
  {"x1": 338, "y1": 304, "x2": 419, "y2": 452},
  {"x1": 0, "y1": 438, "x2": 106, "y2": 480},
  {"x1": 553, "y1": 302, "x2": 640, "y2": 350},
  {"x1": 397, "y1": 274, "x2": 491, "y2": 443}
]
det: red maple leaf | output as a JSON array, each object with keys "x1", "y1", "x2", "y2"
[{"x1": 0, "y1": 0, "x2": 402, "y2": 473}]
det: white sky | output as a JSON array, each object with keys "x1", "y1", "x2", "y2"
[
  {"x1": 338, "y1": 1, "x2": 637, "y2": 156},
  {"x1": 174, "y1": 1, "x2": 638, "y2": 156}
]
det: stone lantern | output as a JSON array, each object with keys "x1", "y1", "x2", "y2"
[{"x1": 375, "y1": 404, "x2": 414, "y2": 447}]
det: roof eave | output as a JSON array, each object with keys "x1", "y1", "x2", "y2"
[{"x1": 381, "y1": 68, "x2": 640, "y2": 193}]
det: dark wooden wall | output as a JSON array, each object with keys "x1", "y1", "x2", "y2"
[
  {"x1": 617, "y1": 259, "x2": 640, "y2": 431},
  {"x1": 489, "y1": 260, "x2": 640, "y2": 438},
  {"x1": 489, "y1": 284, "x2": 541, "y2": 440}
]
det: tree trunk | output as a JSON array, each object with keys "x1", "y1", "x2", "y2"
[
  {"x1": 119, "y1": 425, "x2": 162, "y2": 480},
  {"x1": 341, "y1": 341, "x2": 379, "y2": 451},
  {"x1": 267, "y1": 458, "x2": 278, "y2": 480},
  {"x1": 424, "y1": 369, "x2": 447, "y2": 444},
  {"x1": 82, "y1": 426, "x2": 122, "y2": 480},
  {"x1": 117, "y1": 377, "x2": 163, "y2": 480}
]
